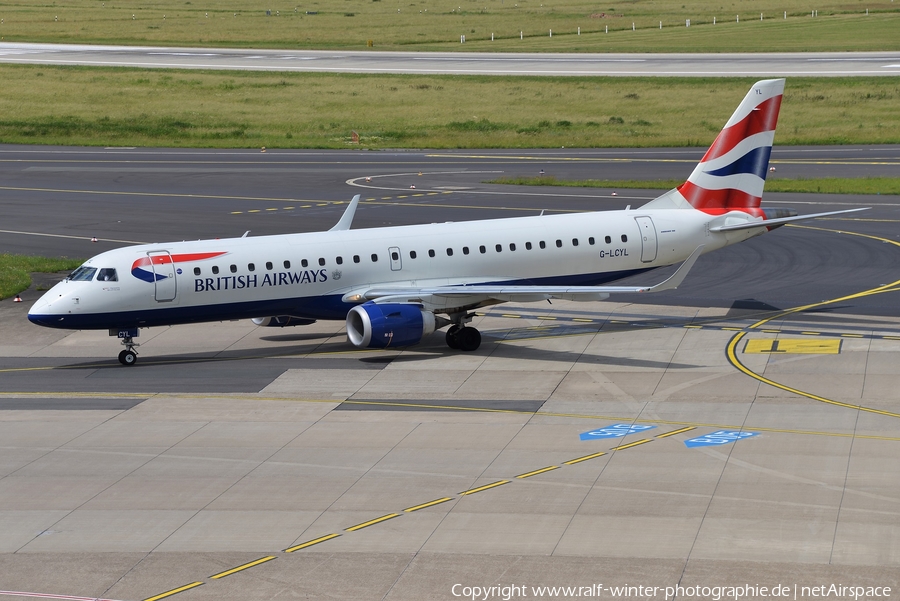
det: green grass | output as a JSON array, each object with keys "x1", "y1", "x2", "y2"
[
  {"x1": 488, "y1": 176, "x2": 900, "y2": 195},
  {"x1": 0, "y1": 255, "x2": 83, "y2": 300},
  {"x1": 0, "y1": 66, "x2": 897, "y2": 148},
  {"x1": 0, "y1": 0, "x2": 897, "y2": 51}
]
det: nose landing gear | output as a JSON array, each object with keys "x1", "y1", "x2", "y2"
[{"x1": 112, "y1": 328, "x2": 140, "y2": 366}]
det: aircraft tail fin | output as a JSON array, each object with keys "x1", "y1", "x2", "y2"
[{"x1": 675, "y1": 79, "x2": 784, "y2": 216}]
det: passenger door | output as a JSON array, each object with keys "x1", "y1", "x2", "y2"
[{"x1": 147, "y1": 251, "x2": 177, "y2": 302}]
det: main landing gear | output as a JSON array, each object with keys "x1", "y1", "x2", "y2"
[
  {"x1": 444, "y1": 313, "x2": 481, "y2": 352},
  {"x1": 112, "y1": 328, "x2": 140, "y2": 366}
]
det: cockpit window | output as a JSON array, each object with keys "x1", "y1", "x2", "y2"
[
  {"x1": 98, "y1": 268, "x2": 118, "y2": 282},
  {"x1": 68, "y1": 266, "x2": 97, "y2": 281}
]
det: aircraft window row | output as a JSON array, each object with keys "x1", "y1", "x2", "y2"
[
  {"x1": 405, "y1": 235, "x2": 628, "y2": 260},
  {"x1": 188, "y1": 233, "x2": 632, "y2": 277}
]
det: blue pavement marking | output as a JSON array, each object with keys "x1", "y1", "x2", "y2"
[
  {"x1": 580, "y1": 424, "x2": 656, "y2": 441},
  {"x1": 684, "y1": 430, "x2": 759, "y2": 448}
]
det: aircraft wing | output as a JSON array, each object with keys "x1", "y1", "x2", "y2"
[{"x1": 344, "y1": 245, "x2": 704, "y2": 305}]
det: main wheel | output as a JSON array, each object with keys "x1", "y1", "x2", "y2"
[
  {"x1": 445, "y1": 325, "x2": 461, "y2": 349},
  {"x1": 456, "y1": 327, "x2": 481, "y2": 352},
  {"x1": 118, "y1": 350, "x2": 137, "y2": 366}
]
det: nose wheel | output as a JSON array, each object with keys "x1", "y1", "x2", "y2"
[{"x1": 115, "y1": 330, "x2": 140, "y2": 366}]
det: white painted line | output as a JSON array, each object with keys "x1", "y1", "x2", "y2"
[{"x1": 0, "y1": 591, "x2": 125, "y2": 601}]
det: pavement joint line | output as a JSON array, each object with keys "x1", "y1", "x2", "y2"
[
  {"x1": 6, "y1": 392, "x2": 900, "y2": 441},
  {"x1": 516, "y1": 466, "x2": 560, "y2": 479},
  {"x1": 141, "y1": 582, "x2": 203, "y2": 601},
  {"x1": 459, "y1": 480, "x2": 510, "y2": 495},
  {"x1": 609, "y1": 438, "x2": 653, "y2": 451},
  {"x1": 137, "y1": 414, "x2": 886, "y2": 601},
  {"x1": 345, "y1": 513, "x2": 400, "y2": 531},
  {"x1": 484, "y1": 312, "x2": 900, "y2": 343},
  {"x1": 655, "y1": 426, "x2": 697, "y2": 438},
  {"x1": 283, "y1": 533, "x2": 341, "y2": 553},
  {"x1": 563, "y1": 452, "x2": 607, "y2": 465},
  {"x1": 404, "y1": 497, "x2": 454, "y2": 512},
  {"x1": 209, "y1": 556, "x2": 276, "y2": 580}
]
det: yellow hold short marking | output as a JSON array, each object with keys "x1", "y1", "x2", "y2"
[{"x1": 744, "y1": 339, "x2": 841, "y2": 354}]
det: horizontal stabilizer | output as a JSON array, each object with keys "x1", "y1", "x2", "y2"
[{"x1": 708, "y1": 207, "x2": 868, "y2": 232}]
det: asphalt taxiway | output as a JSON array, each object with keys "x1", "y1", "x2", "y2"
[{"x1": 1, "y1": 146, "x2": 900, "y2": 601}]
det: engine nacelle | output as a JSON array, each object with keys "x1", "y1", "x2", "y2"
[
  {"x1": 346, "y1": 303, "x2": 437, "y2": 348},
  {"x1": 252, "y1": 316, "x2": 317, "y2": 327}
]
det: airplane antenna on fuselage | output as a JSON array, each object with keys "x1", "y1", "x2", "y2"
[
  {"x1": 242, "y1": 231, "x2": 250, "y2": 238},
  {"x1": 329, "y1": 194, "x2": 362, "y2": 231}
]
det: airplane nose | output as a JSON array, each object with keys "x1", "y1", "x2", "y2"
[{"x1": 27, "y1": 291, "x2": 62, "y2": 328}]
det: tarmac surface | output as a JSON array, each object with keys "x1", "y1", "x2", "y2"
[
  {"x1": 1, "y1": 146, "x2": 900, "y2": 600},
  {"x1": 1, "y1": 43, "x2": 900, "y2": 77}
]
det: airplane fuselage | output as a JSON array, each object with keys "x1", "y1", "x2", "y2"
[{"x1": 27, "y1": 206, "x2": 740, "y2": 332}]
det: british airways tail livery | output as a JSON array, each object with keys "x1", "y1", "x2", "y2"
[{"x1": 28, "y1": 79, "x2": 863, "y2": 365}]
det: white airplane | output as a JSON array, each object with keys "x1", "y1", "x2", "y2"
[{"x1": 28, "y1": 78, "x2": 863, "y2": 365}]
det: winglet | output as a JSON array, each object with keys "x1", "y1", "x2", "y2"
[
  {"x1": 328, "y1": 194, "x2": 361, "y2": 232},
  {"x1": 645, "y1": 245, "x2": 705, "y2": 293}
]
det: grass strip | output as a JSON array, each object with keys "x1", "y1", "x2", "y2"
[
  {"x1": 0, "y1": 255, "x2": 83, "y2": 300},
  {"x1": 487, "y1": 176, "x2": 900, "y2": 196},
  {"x1": 0, "y1": 0, "x2": 896, "y2": 52},
  {"x1": 0, "y1": 67, "x2": 898, "y2": 149}
]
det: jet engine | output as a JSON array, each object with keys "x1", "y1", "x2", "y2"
[
  {"x1": 346, "y1": 303, "x2": 439, "y2": 348},
  {"x1": 252, "y1": 316, "x2": 317, "y2": 327}
]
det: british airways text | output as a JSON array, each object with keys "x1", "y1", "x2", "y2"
[{"x1": 194, "y1": 269, "x2": 328, "y2": 292}]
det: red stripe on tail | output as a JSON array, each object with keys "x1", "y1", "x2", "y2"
[{"x1": 701, "y1": 96, "x2": 782, "y2": 162}]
